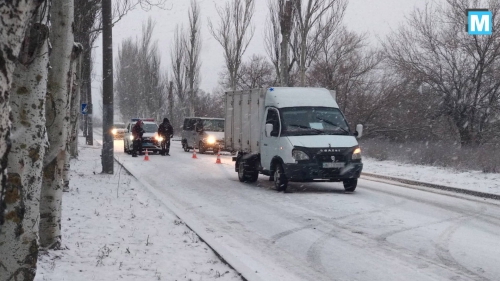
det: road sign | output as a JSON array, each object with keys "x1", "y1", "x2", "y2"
[{"x1": 81, "y1": 103, "x2": 88, "y2": 114}]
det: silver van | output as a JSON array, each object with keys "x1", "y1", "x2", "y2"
[{"x1": 181, "y1": 117, "x2": 225, "y2": 154}]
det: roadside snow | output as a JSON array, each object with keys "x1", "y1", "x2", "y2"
[
  {"x1": 35, "y1": 137, "x2": 242, "y2": 281},
  {"x1": 362, "y1": 157, "x2": 500, "y2": 196}
]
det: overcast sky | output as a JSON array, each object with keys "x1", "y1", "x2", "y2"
[{"x1": 92, "y1": 0, "x2": 427, "y2": 119}]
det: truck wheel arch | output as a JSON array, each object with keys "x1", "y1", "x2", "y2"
[{"x1": 270, "y1": 156, "x2": 285, "y2": 173}]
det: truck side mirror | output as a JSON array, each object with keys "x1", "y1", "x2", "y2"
[
  {"x1": 265, "y1": 123, "x2": 274, "y2": 137},
  {"x1": 355, "y1": 124, "x2": 363, "y2": 138}
]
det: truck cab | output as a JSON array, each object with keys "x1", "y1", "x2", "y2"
[{"x1": 225, "y1": 87, "x2": 363, "y2": 192}]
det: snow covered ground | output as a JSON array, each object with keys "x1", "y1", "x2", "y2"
[
  {"x1": 34, "y1": 137, "x2": 242, "y2": 281},
  {"x1": 35, "y1": 133, "x2": 500, "y2": 281},
  {"x1": 362, "y1": 157, "x2": 500, "y2": 196}
]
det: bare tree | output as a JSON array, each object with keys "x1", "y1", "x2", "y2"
[
  {"x1": 171, "y1": 25, "x2": 188, "y2": 115},
  {"x1": 184, "y1": 0, "x2": 202, "y2": 117},
  {"x1": 383, "y1": 0, "x2": 500, "y2": 146},
  {"x1": 292, "y1": 0, "x2": 347, "y2": 86},
  {"x1": 0, "y1": 4, "x2": 49, "y2": 280},
  {"x1": 39, "y1": 0, "x2": 75, "y2": 249},
  {"x1": 265, "y1": 0, "x2": 295, "y2": 86},
  {"x1": 209, "y1": 0, "x2": 255, "y2": 91},
  {"x1": 0, "y1": 0, "x2": 45, "y2": 230},
  {"x1": 115, "y1": 20, "x2": 166, "y2": 121},
  {"x1": 309, "y1": 27, "x2": 382, "y2": 112}
]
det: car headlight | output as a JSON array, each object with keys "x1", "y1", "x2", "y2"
[
  {"x1": 352, "y1": 147, "x2": 362, "y2": 160},
  {"x1": 129, "y1": 135, "x2": 134, "y2": 140},
  {"x1": 156, "y1": 136, "x2": 164, "y2": 142},
  {"x1": 112, "y1": 129, "x2": 117, "y2": 135},
  {"x1": 205, "y1": 136, "x2": 216, "y2": 144},
  {"x1": 292, "y1": 150, "x2": 309, "y2": 160}
]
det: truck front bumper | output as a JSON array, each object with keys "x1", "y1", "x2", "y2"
[{"x1": 283, "y1": 162, "x2": 363, "y2": 182}]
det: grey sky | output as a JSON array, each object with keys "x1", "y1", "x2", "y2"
[{"x1": 92, "y1": 0, "x2": 425, "y2": 119}]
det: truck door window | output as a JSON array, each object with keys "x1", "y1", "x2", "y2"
[{"x1": 266, "y1": 109, "x2": 280, "y2": 137}]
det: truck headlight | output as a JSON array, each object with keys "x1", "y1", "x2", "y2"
[
  {"x1": 352, "y1": 147, "x2": 362, "y2": 160},
  {"x1": 292, "y1": 150, "x2": 309, "y2": 161},
  {"x1": 112, "y1": 129, "x2": 117, "y2": 135},
  {"x1": 205, "y1": 136, "x2": 216, "y2": 144}
]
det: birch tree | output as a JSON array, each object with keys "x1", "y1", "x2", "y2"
[
  {"x1": 292, "y1": 0, "x2": 347, "y2": 86},
  {"x1": 39, "y1": 0, "x2": 74, "y2": 249},
  {"x1": 0, "y1": 0, "x2": 45, "y2": 229},
  {"x1": 185, "y1": 0, "x2": 202, "y2": 117},
  {"x1": 208, "y1": 0, "x2": 255, "y2": 91},
  {"x1": 0, "y1": 4, "x2": 49, "y2": 280},
  {"x1": 63, "y1": 44, "x2": 83, "y2": 191}
]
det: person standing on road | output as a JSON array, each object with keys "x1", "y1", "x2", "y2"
[
  {"x1": 158, "y1": 117, "x2": 174, "y2": 156},
  {"x1": 132, "y1": 120, "x2": 145, "y2": 157}
]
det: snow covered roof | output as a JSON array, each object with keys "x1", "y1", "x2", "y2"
[{"x1": 264, "y1": 87, "x2": 338, "y2": 109}]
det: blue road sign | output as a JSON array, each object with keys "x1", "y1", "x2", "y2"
[{"x1": 81, "y1": 103, "x2": 88, "y2": 114}]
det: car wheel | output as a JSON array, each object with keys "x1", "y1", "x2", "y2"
[
  {"x1": 238, "y1": 161, "x2": 258, "y2": 183},
  {"x1": 343, "y1": 179, "x2": 357, "y2": 192},
  {"x1": 274, "y1": 163, "x2": 288, "y2": 191},
  {"x1": 124, "y1": 142, "x2": 127, "y2": 153},
  {"x1": 199, "y1": 141, "x2": 206, "y2": 154}
]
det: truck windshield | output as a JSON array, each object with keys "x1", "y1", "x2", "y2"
[
  {"x1": 202, "y1": 119, "x2": 224, "y2": 132},
  {"x1": 280, "y1": 107, "x2": 350, "y2": 136}
]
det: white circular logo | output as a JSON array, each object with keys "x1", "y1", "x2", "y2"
[{"x1": 331, "y1": 156, "x2": 336, "y2": 161}]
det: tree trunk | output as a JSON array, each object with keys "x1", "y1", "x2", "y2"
[
  {"x1": 280, "y1": 1, "x2": 293, "y2": 87},
  {"x1": 168, "y1": 81, "x2": 174, "y2": 123},
  {"x1": 63, "y1": 44, "x2": 83, "y2": 191},
  {"x1": 39, "y1": 0, "x2": 74, "y2": 249},
  {"x1": 70, "y1": 47, "x2": 83, "y2": 158},
  {"x1": 0, "y1": 7, "x2": 49, "y2": 280},
  {"x1": 0, "y1": 0, "x2": 43, "y2": 230}
]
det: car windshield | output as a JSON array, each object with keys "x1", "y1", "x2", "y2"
[
  {"x1": 202, "y1": 119, "x2": 224, "y2": 132},
  {"x1": 113, "y1": 123, "x2": 125, "y2": 129},
  {"x1": 143, "y1": 123, "x2": 158, "y2": 133},
  {"x1": 280, "y1": 107, "x2": 350, "y2": 136}
]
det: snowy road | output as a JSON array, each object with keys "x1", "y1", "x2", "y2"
[{"x1": 112, "y1": 139, "x2": 500, "y2": 281}]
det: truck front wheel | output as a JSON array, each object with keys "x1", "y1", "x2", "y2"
[
  {"x1": 274, "y1": 163, "x2": 288, "y2": 191},
  {"x1": 343, "y1": 179, "x2": 357, "y2": 192}
]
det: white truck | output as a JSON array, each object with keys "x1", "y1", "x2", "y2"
[{"x1": 224, "y1": 87, "x2": 363, "y2": 192}]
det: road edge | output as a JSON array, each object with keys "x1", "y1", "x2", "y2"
[
  {"x1": 92, "y1": 134, "x2": 263, "y2": 281},
  {"x1": 362, "y1": 172, "x2": 500, "y2": 201}
]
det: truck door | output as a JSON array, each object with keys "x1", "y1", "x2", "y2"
[{"x1": 261, "y1": 108, "x2": 281, "y2": 170}]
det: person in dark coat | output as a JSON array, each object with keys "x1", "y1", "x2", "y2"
[
  {"x1": 158, "y1": 117, "x2": 174, "y2": 155},
  {"x1": 131, "y1": 120, "x2": 145, "y2": 157}
]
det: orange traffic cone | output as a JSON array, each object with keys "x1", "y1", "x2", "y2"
[
  {"x1": 215, "y1": 148, "x2": 222, "y2": 164},
  {"x1": 192, "y1": 146, "x2": 198, "y2": 159},
  {"x1": 144, "y1": 149, "x2": 150, "y2": 161}
]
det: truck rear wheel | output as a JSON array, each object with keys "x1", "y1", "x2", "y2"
[
  {"x1": 274, "y1": 163, "x2": 288, "y2": 191},
  {"x1": 238, "y1": 161, "x2": 258, "y2": 183},
  {"x1": 343, "y1": 179, "x2": 357, "y2": 192}
]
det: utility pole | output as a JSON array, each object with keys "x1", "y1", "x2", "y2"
[{"x1": 102, "y1": 0, "x2": 113, "y2": 173}]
